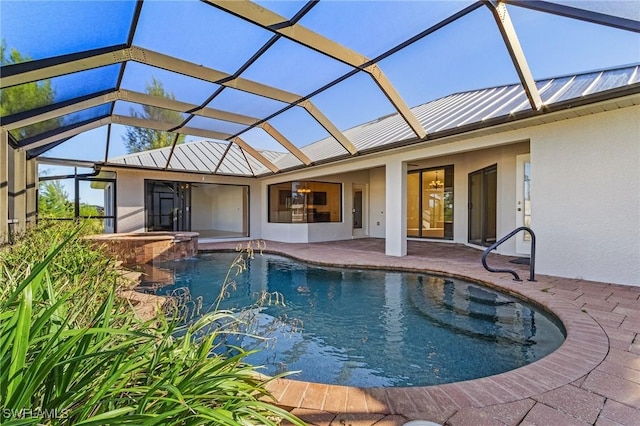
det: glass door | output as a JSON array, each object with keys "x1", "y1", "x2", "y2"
[
  {"x1": 407, "y1": 173, "x2": 420, "y2": 237},
  {"x1": 516, "y1": 154, "x2": 532, "y2": 254},
  {"x1": 468, "y1": 165, "x2": 497, "y2": 246},
  {"x1": 353, "y1": 190, "x2": 363, "y2": 229},
  {"x1": 407, "y1": 166, "x2": 454, "y2": 239},
  {"x1": 145, "y1": 180, "x2": 191, "y2": 231},
  {"x1": 421, "y1": 170, "x2": 445, "y2": 238},
  {"x1": 352, "y1": 184, "x2": 367, "y2": 237}
]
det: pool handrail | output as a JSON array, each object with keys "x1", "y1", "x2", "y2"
[{"x1": 481, "y1": 226, "x2": 536, "y2": 282}]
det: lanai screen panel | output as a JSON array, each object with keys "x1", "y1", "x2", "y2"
[
  {"x1": 133, "y1": 1, "x2": 273, "y2": 74},
  {"x1": 1, "y1": 0, "x2": 639, "y2": 177},
  {"x1": 113, "y1": 101, "x2": 188, "y2": 127},
  {"x1": 0, "y1": 1, "x2": 136, "y2": 62},
  {"x1": 41, "y1": 128, "x2": 109, "y2": 163},
  {"x1": 378, "y1": 7, "x2": 522, "y2": 110},
  {"x1": 206, "y1": 89, "x2": 289, "y2": 120},
  {"x1": 186, "y1": 117, "x2": 249, "y2": 136},
  {"x1": 298, "y1": 0, "x2": 475, "y2": 58},
  {"x1": 240, "y1": 37, "x2": 353, "y2": 95},
  {"x1": 506, "y1": 4, "x2": 640, "y2": 79},
  {"x1": 310, "y1": 72, "x2": 414, "y2": 148},
  {"x1": 1, "y1": 65, "x2": 120, "y2": 117},
  {"x1": 11, "y1": 105, "x2": 111, "y2": 143},
  {"x1": 119, "y1": 62, "x2": 221, "y2": 106}
]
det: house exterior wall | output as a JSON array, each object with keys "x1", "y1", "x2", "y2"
[
  {"x1": 399, "y1": 142, "x2": 530, "y2": 254},
  {"x1": 256, "y1": 104, "x2": 638, "y2": 285},
  {"x1": 107, "y1": 103, "x2": 639, "y2": 286},
  {"x1": 531, "y1": 106, "x2": 640, "y2": 286}
]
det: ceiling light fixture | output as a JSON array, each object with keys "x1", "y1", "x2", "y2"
[{"x1": 429, "y1": 172, "x2": 443, "y2": 189}]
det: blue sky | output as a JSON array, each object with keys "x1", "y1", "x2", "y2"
[{"x1": 2, "y1": 0, "x2": 639, "y2": 175}]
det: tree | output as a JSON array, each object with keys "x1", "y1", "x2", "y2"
[
  {"x1": 38, "y1": 179, "x2": 101, "y2": 219},
  {"x1": 0, "y1": 39, "x2": 61, "y2": 140},
  {"x1": 123, "y1": 77, "x2": 186, "y2": 153},
  {"x1": 38, "y1": 180, "x2": 73, "y2": 218}
]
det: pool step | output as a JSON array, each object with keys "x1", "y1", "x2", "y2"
[{"x1": 408, "y1": 279, "x2": 536, "y2": 344}]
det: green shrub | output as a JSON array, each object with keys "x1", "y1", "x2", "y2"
[{"x1": 0, "y1": 223, "x2": 304, "y2": 425}]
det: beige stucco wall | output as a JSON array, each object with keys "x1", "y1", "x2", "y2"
[
  {"x1": 531, "y1": 106, "x2": 640, "y2": 286},
  {"x1": 261, "y1": 103, "x2": 639, "y2": 285},
  {"x1": 107, "y1": 101, "x2": 640, "y2": 286}
]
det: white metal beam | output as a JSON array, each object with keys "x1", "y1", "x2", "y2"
[
  {"x1": 485, "y1": 1, "x2": 543, "y2": 111},
  {"x1": 18, "y1": 117, "x2": 112, "y2": 151},
  {"x1": 365, "y1": 64, "x2": 427, "y2": 138},
  {"x1": 300, "y1": 100, "x2": 358, "y2": 155},
  {"x1": 504, "y1": 0, "x2": 640, "y2": 33},
  {"x1": 2, "y1": 42, "x2": 354, "y2": 164},
  {"x1": 258, "y1": 122, "x2": 312, "y2": 165},
  {"x1": 0, "y1": 48, "x2": 129, "y2": 89},
  {"x1": 232, "y1": 137, "x2": 280, "y2": 173},
  {"x1": 206, "y1": 0, "x2": 426, "y2": 139}
]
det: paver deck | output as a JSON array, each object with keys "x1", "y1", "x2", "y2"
[{"x1": 199, "y1": 238, "x2": 640, "y2": 426}]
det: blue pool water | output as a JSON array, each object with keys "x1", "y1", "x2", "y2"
[{"x1": 148, "y1": 252, "x2": 565, "y2": 387}]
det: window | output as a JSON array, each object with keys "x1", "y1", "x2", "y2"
[
  {"x1": 407, "y1": 166, "x2": 454, "y2": 239},
  {"x1": 269, "y1": 181, "x2": 342, "y2": 223}
]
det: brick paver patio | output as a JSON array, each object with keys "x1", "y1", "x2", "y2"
[{"x1": 199, "y1": 238, "x2": 640, "y2": 426}]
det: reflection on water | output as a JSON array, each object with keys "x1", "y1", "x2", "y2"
[{"x1": 145, "y1": 252, "x2": 565, "y2": 387}]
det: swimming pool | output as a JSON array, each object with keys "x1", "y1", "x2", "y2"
[{"x1": 148, "y1": 252, "x2": 565, "y2": 387}]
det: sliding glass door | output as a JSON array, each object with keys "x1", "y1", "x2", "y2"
[
  {"x1": 468, "y1": 165, "x2": 497, "y2": 246},
  {"x1": 407, "y1": 166, "x2": 454, "y2": 239},
  {"x1": 145, "y1": 181, "x2": 191, "y2": 232}
]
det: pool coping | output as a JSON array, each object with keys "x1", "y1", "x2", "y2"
[{"x1": 198, "y1": 240, "x2": 614, "y2": 423}]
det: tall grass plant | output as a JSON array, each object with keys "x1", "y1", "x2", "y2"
[{"x1": 0, "y1": 222, "x2": 303, "y2": 425}]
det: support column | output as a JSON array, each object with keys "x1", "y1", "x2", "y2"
[
  {"x1": 8, "y1": 146, "x2": 27, "y2": 235},
  {"x1": 26, "y1": 158, "x2": 38, "y2": 227},
  {"x1": 385, "y1": 159, "x2": 407, "y2": 256},
  {"x1": 0, "y1": 130, "x2": 8, "y2": 242}
]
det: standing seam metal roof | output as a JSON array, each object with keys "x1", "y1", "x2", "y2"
[
  {"x1": 108, "y1": 63, "x2": 640, "y2": 175},
  {"x1": 2, "y1": 0, "x2": 639, "y2": 176}
]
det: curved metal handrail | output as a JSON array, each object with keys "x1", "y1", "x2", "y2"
[{"x1": 481, "y1": 226, "x2": 536, "y2": 282}]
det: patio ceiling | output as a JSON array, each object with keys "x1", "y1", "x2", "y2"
[{"x1": 1, "y1": 0, "x2": 639, "y2": 177}]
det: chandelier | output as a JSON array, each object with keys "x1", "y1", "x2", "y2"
[{"x1": 429, "y1": 172, "x2": 443, "y2": 189}]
